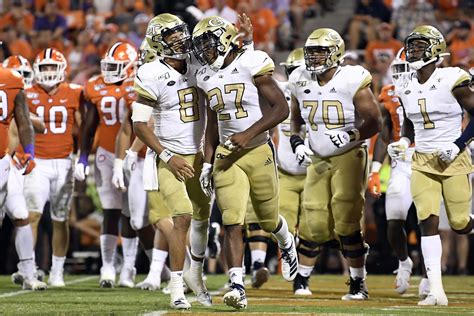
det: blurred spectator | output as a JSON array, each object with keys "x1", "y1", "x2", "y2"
[
  {"x1": 364, "y1": 22, "x2": 403, "y2": 71},
  {"x1": 67, "y1": 29, "x2": 97, "y2": 79},
  {"x1": 241, "y1": 0, "x2": 279, "y2": 55},
  {"x1": 203, "y1": 0, "x2": 238, "y2": 24},
  {"x1": 34, "y1": 0, "x2": 70, "y2": 12},
  {"x1": 447, "y1": 20, "x2": 474, "y2": 68},
  {"x1": 128, "y1": 13, "x2": 150, "y2": 48},
  {"x1": 266, "y1": 0, "x2": 293, "y2": 50},
  {"x1": 391, "y1": 0, "x2": 436, "y2": 42},
  {"x1": 0, "y1": 0, "x2": 35, "y2": 34},
  {"x1": 33, "y1": 0, "x2": 68, "y2": 40},
  {"x1": 347, "y1": 0, "x2": 392, "y2": 50},
  {"x1": 289, "y1": 0, "x2": 305, "y2": 44},
  {"x1": 3, "y1": 27, "x2": 34, "y2": 60},
  {"x1": 342, "y1": 50, "x2": 360, "y2": 65}
]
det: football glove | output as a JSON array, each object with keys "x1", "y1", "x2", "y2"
[
  {"x1": 325, "y1": 130, "x2": 351, "y2": 148},
  {"x1": 199, "y1": 162, "x2": 213, "y2": 197},
  {"x1": 74, "y1": 154, "x2": 89, "y2": 181},
  {"x1": 112, "y1": 158, "x2": 126, "y2": 192},
  {"x1": 12, "y1": 153, "x2": 36, "y2": 175},
  {"x1": 437, "y1": 143, "x2": 460, "y2": 163},
  {"x1": 295, "y1": 144, "x2": 313, "y2": 167},
  {"x1": 387, "y1": 137, "x2": 410, "y2": 160}
]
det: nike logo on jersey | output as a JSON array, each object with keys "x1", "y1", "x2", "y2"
[
  {"x1": 60, "y1": 99, "x2": 68, "y2": 103},
  {"x1": 0, "y1": 83, "x2": 5, "y2": 87}
]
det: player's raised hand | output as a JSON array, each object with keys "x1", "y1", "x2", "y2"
[{"x1": 237, "y1": 13, "x2": 253, "y2": 42}]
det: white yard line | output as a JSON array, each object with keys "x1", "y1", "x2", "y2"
[{"x1": 0, "y1": 275, "x2": 96, "y2": 299}]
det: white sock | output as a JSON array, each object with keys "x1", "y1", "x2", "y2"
[
  {"x1": 298, "y1": 264, "x2": 313, "y2": 278},
  {"x1": 421, "y1": 235, "x2": 444, "y2": 294},
  {"x1": 349, "y1": 267, "x2": 365, "y2": 279},
  {"x1": 15, "y1": 225, "x2": 35, "y2": 280},
  {"x1": 251, "y1": 249, "x2": 266, "y2": 266},
  {"x1": 145, "y1": 248, "x2": 153, "y2": 262},
  {"x1": 272, "y1": 216, "x2": 292, "y2": 249},
  {"x1": 150, "y1": 249, "x2": 167, "y2": 275},
  {"x1": 170, "y1": 271, "x2": 184, "y2": 299},
  {"x1": 121, "y1": 237, "x2": 138, "y2": 269},
  {"x1": 190, "y1": 219, "x2": 209, "y2": 259},
  {"x1": 229, "y1": 267, "x2": 244, "y2": 286},
  {"x1": 100, "y1": 234, "x2": 118, "y2": 269},
  {"x1": 51, "y1": 255, "x2": 66, "y2": 272},
  {"x1": 190, "y1": 257, "x2": 204, "y2": 272}
]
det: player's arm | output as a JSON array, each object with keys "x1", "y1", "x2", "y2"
[
  {"x1": 132, "y1": 96, "x2": 194, "y2": 181},
  {"x1": 452, "y1": 83, "x2": 474, "y2": 151},
  {"x1": 227, "y1": 74, "x2": 288, "y2": 151},
  {"x1": 203, "y1": 101, "x2": 219, "y2": 164},
  {"x1": 30, "y1": 113, "x2": 45, "y2": 133},
  {"x1": 353, "y1": 86, "x2": 382, "y2": 140},
  {"x1": 290, "y1": 95, "x2": 305, "y2": 137},
  {"x1": 289, "y1": 94, "x2": 312, "y2": 167},
  {"x1": 8, "y1": 120, "x2": 19, "y2": 155},
  {"x1": 13, "y1": 90, "x2": 35, "y2": 174},
  {"x1": 116, "y1": 107, "x2": 133, "y2": 160},
  {"x1": 74, "y1": 100, "x2": 99, "y2": 181}
]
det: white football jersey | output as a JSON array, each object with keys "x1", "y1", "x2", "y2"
[
  {"x1": 196, "y1": 50, "x2": 274, "y2": 148},
  {"x1": 289, "y1": 65, "x2": 372, "y2": 158},
  {"x1": 276, "y1": 79, "x2": 306, "y2": 175},
  {"x1": 134, "y1": 57, "x2": 205, "y2": 154},
  {"x1": 398, "y1": 67, "x2": 471, "y2": 153}
]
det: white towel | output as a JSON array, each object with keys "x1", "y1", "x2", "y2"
[{"x1": 143, "y1": 148, "x2": 159, "y2": 191}]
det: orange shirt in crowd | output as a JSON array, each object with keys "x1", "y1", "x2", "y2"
[
  {"x1": 34, "y1": 0, "x2": 70, "y2": 12},
  {"x1": 8, "y1": 39, "x2": 34, "y2": 61},
  {"x1": 365, "y1": 39, "x2": 403, "y2": 69},
  {"x1": 25, "y1": 82, "x2": 83, "y2": 158},
  {"x1": 0, "y1": 11, "x2": 35, "y2": 32},
  {"x1": 250, "y1": 8, "x2": 278, "y2": 45},
  {"x1": 85, "y1": 75, "x2": 136, "y2": 153},
  {"x1": 449, "y1": 36, "x2": 474, "y2": 68},
  {"x1": 0, "y1": 68, "x2": 24, "y2": 156}
]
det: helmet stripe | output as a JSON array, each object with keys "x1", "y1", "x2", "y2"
[
  {"x1": 46, "y1": 48, "x2": 52, "y2": 59},
  {"x1": 109, "y1": 42, "x2": 123, "y2": 57}
]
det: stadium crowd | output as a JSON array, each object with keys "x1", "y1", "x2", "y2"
[{"x1": 0, "y1": 0, "x2": 474, "y2": 310}]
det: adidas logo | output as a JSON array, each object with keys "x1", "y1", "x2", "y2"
[
  {"x1": 430, "y1": 85, "x2": 436, "y2": 90},
  {"x1": 264, "y1": 157, "x2": 273, "y2": 166},
  {"x1": 231, "y1": 68, "x2": 239, "y2": 74},
  {"x1": 330, "y1": 87, "x2": 337, "y2": 93}
]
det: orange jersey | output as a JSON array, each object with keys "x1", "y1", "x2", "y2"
[
  {"x1": 0, "y1": 68, "x2": 24, "y2": 156},
  {"x1": 85, "y1": 75, "x2": 136, "y2": 153},
  {"x1": 379, "y1": 84, "x2": 403, "y2": 142},
  {"x1": 25, "y1": 82, "x2": 83, "y2": 159}
]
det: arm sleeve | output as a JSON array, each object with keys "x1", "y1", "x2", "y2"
[{"x1": 134, "y1": 64, "x2": 159, "y2": 102}]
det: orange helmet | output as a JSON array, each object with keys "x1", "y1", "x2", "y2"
[
  {"x1": 390, "y1": 48, "x2": 412, "y2": 88},
  {"x1": 101, "y1": 42, "x2": 138, "y2": 84},
  {"x1": 2, "y1": 55, "x2": 34, "y2": 87},
  {"x1": 33, "y1": 48, "x2": 67, "y2": 88}
]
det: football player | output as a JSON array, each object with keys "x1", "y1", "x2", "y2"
[
  {"x1": 23, "y1": 48, "x2": 84, "y2": 287},
  {"x1": 0, "y1": 66, "x2": 46, "y2": 290},
  {"x1": 193, "y1": 16, "x2": 298, "y2": 310},
  {"x1": 2, "y1": 55, "x2": 34, "y2": 88},
  {"x1": 132, "y1": 13, "x2": 212, "y2": 309},
  {"x1": 290, "y1": 28, "x2": 381, "y2": 300},
  {"x1": 388, "y1": 25, "x2": 474, "y2": 306},
  {"x1": 74, "y1": 41, "x2": 140, "y2": 288}
]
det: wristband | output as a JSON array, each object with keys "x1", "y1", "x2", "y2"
[
  {"x1": 159, "y1": 149, "x2": 174, "y2": 163},
  {"x1": 348, "y1": 129, "x2": 360, "y2": 142},
  {"x1": 78, "y1": 153, "x2": 88, "y2": 165},
  {"x1": 371, "y1": 161, "x2": 382, "y2": 173},
  {"x1": 24, "y1": 144, "x2": 35, "y2": 159},
  {"x1": 290, "y1": 135, "x2": 304, "y2": 153}
]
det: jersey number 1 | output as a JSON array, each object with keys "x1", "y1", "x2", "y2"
[{"x1": 418, "y1": 98, "x2": 435, "y2": 129}]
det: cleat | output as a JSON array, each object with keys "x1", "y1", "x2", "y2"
[
  {"x1": 293, "y1": 273, "x2": 312, "y2": 296},
  {"x1": 418, "y1": 278, "x2": 430, "y2": 299},
  {"x1": 48, "y1": 269, "x2": 65, "y2": 287},
  {"x1": 118, "y1": 266, "x2": 136, "y2": 288},
  {"x1": 341, "y1": 277, "x2": 369, "y2": 300},
  {"x1": 136, "y1": 275, "x2": 161, "y2": 291},
  {"x1": 280, "y1": 235, "x2": 298, "y2": 281},
  {"x1": 170, "y1": 297, "x2": 191, "y2": 310},
  {"x1": 183, "y1": 269, "x2": 212, "y2": 306},
  {"x1": 418, "y1": 292, "x2": 448, "y2": 306},
  {"x1": 394, "y1": 258, "x2": 413, "y2": 294},
  {"x1": 23, "y1": 278, "x2": 47, "y2": 291},
  {"x1": 223, "y1": 283, "x2": 247, "y2": 310},
  {"x1": 99, "y1": 266, "x2": 116, "y2": 288},
  {"x1": 252, "y1": 262, "x2": 270, "y2": 289},
  {"x1": 12, "y1": 268, "x2": 45, "y2": 285}
]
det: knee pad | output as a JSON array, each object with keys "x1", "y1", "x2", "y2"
[
  {"x1": 297, "y1": 238, "x2": 321, "y2": 258},
  {"x1": 339, "y1": 232, "x2": 368, "y2": 259},
  {"x1": 247, "y1": 235, "x2": 271, "y2": 244}
]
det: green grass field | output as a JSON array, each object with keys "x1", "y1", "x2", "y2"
[{"x1": 0, "y1": 274, "x2": 473, "y2": 315}]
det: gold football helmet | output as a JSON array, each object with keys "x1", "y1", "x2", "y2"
[
  {"x1": 280, "y1": 48, "x2": 304, "y2": 77},
  {"x1": 138, "y1": 39, "x2": 158, "y2": 66},
  {"x1": 145, "y1": 13, "x2": 192, "y2": 60},
  {"x1": 404, "y1": 25, "x2": 449, "y2": 70},
  {"x1": 192, "y1": 16, "x2": 240, "y2": 71},
  {"x1": 304, "y1": 28, "x2": 344, "y2": 75}
]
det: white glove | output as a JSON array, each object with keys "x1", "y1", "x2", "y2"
[
  {"x1": 123, "y1": 149, "x2": 138, "y2": 180},
  {"x1": 437, "y1": 143, "x2": 460, "y2": 163},
  {"x1": 74, "y1": 155, "x2": 89, "y2": 181},
  {"x1": 295, "y1": 144, "x2": 313, "y2": 167},
  {"x1": 325, "y1": 130, "x2": 351, "y2": 148},
  {"x1": 388, "y1": 137, "x2": 411, "y2": 160},
  {"x1": 199, "y1": 162, "x2": 213, "y2": 196},
  {"x1": 112, "y1": 158, "x2": 126, "y2": 192}
]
